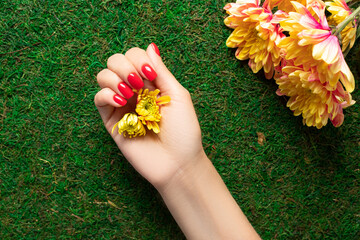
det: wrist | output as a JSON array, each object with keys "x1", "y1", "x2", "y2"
[
  {"x1": 156, "y1": 152, "x2": 260, "y2": 239},
  {"x1": 155, "y1": 150, "x2": 211, "y2": 195}
]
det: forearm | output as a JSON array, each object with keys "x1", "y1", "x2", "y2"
[{"x1": 158, "y1": 154, "x2": 261, "y2": 240}]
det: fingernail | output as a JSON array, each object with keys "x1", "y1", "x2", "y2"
[
  {"x1": 118, "y1": 82, "x2": 134, "y2": 99},
  {"x1": 113, "y1": 94, "x2": 127, "y2": 106},
  {"x1": 141, "y1": 64, "x2": 157, "y2": 81},
  {"x1": 127, "y1": 72, "x2": 144, "y2": 89},
  {"x1": 151, "y1": 43, "x2": 160, "y2": 56}
]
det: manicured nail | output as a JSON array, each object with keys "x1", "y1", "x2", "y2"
[
  {"x1": 141, "y1": 64, "x2": 157, "y2": 81},
  {"x1": 118, "y1": 82, "x2": 134, "y2": 99},
  {"x1": 127, "y1": 72, "x2": 144, "y2": 89},
  {"x1": 113, "y1": 94, "x2": 127, "y2": 106},
  {"x1": 151, "y1": 43, "x2": 160, "y2": 56}
]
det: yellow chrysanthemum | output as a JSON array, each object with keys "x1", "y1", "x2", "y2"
[
  {"x1": 275, "y1": 61, "x2": 354, "y2": 128},
  {"x1": 326, "y1": 0, "x2": 357, "y2": 51},
  {"x1": 224, "y1": 0, "x2": 286, "y2": 79},
  {"x1": 135, "y1": 89, "x2": 171, "y2": 134},
  {"x1": 112, "y1": 113, "x2": 146, "y2": 138}
]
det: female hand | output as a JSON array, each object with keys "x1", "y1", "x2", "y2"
[
  {"x1": 95, "y1": 44, "x2": 260, "y2": 239},
  {"x1": 94, "y1": 43, "x2": 205, "y2": 189}
]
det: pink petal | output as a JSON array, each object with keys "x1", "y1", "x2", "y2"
[
  {"x1": 299, "y1": 15, "x2": 322, "y2": 29},
  {"x1": 330, "y1": 112, "x2": 344, "y2": 127},
  {"x1": 298, "y1": 29, "x2": 330, "y2": 45},
  {"x1": 312, "y1": 36, "x2": 340, "y2": 64}
]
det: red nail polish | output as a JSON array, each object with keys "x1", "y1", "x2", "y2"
[
  {"x1": 118, "y1": 82, "x2": 134, "y2": 99},
  {"x1": 113, "y1": 94, "x2": 127, "y2": 106},
  {"x1": 151, "y1": 43, "x2": 160, "y2": 56},
  {"x1": 141, "y1": 64, "x2": 157, "y2": 81},
  {"x1": 127, "y1": 72, "x2": 144, "y2": 89}
]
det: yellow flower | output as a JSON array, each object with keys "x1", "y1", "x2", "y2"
[
  {"x1": 224, "y1": 0, "x2": 285, "y2": 79},
  {"x1": 275, "y1": 61, "x2": 355, "y2": 128},
  {"x1": 326, "y1": 0, "x2": 357, "y2": 51},
  {"x1": 135, "y1": 89, "x2": 171, "y2": 133},
  {"x1": 112, "y1": 113, "x2": 146, "y2": 138}
]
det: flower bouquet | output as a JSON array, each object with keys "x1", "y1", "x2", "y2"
[{"x1": 224, "y1": 0, "x2": 359, "y2": 128}]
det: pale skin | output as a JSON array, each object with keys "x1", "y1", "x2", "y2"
[{"x1": 94, "y1": 43, "x2": 261, "y2": 240}]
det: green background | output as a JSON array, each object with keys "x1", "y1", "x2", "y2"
[{"x1": 1, "y1": 0, "x2": 359, "y2": 239}]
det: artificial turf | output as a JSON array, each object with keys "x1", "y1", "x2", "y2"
[{"x1": 1, "y1": 0, "x2": 359, "y2": 239}]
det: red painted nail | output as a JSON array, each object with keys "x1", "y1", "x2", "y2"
[
  {"x1": 127, "y1": 72, "x2": 144, "y2": 89},
  {"x1": 113, "y1": 94, "x2": 127, "y2": 106},
  {"x1": 141, "y1": 64, "x2": 157, "y2": 81},
  {"x1": 151, "y1": 43, "x2": 160, "y2": 56},
  {"x1": 118, "y1": 82, "x2": 134, "y2": 99}
]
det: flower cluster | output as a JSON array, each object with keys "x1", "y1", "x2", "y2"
[
  {"x1": 224, "y1": 0, "x2": 359, "y2": 128},
  {"x1": 112, "y1": 89, "x2": 171, "y2": 138},
  {"x1": 224, "y1": 0, "x2": 286, "y2": 79}
]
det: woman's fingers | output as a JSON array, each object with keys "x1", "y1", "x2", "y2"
[
  {"x1": 94, "y1": 87, "x2": 127, "y2": 108},
  {"x1": 96, "y1": 44, "x2": 180, "y2": 127},
  {"x1": 107, "y1": 53, "x2": 145, "y2": 90},
  {"x1": 125, "y1": 47, "x2": 158, "y2": 82},
  {"x1": 97, "y1": 69, "x2": 134, "y2": 99},
  {"x1": 94, "y1": 87, "x2": 127, "y2": 125}
]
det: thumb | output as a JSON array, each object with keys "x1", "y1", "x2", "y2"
[{"x1": 146, "y1": 43, "x2": 184, "y2": 95}]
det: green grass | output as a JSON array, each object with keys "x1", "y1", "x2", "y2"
[{"x1": 1, "y1": 0, "x2": 359, "y2": 239}]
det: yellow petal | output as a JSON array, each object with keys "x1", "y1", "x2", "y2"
[{"x1": 157, "y1": 96, "x2": 171, "y2": 105}]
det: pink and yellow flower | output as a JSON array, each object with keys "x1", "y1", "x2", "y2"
[
  {"x1": 269, "y1": 0, "x2": 306, "y2": 12},
  {"x1": 274, "y1": 1, "x2": 356, "y2": 128},
  {"x1": 278, "y1": 1, "x2": 355, "y2": 92},
  {"x1": 223, "y1": 0, "x2": 356, "y2": 128},
  {"x1": 224, "y1": 0, "x2": 286, "y2": 79},
  {"x1": 326, "y1": 0, "x2": 357, "y2": 51},
  {"x1": 275, "y1": 60, "x2": 354, "y2": 128}
]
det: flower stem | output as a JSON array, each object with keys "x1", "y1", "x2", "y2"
[{"x1": 333, "y1": 5, "x2": 360, "y2": 36}]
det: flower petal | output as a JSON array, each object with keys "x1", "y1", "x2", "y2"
[
  {"x1": 312, "y1": 35, "x2": 340, "y2": 64},
  {"x1": 157, "y1": 96, "x2": 171, "y2": 105}
]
